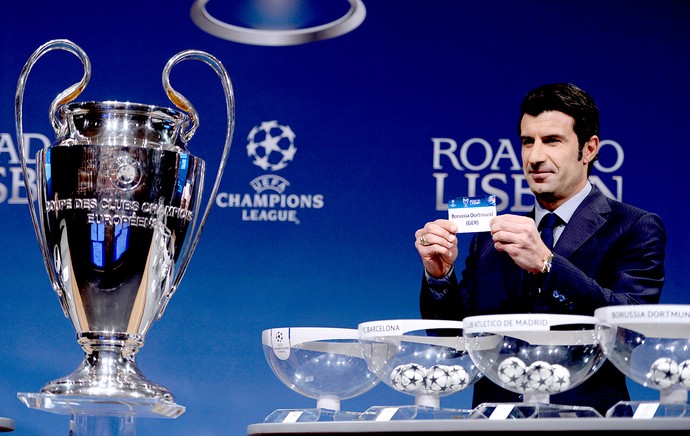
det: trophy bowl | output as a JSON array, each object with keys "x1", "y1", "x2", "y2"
[
  {"x1": 262, "y1": 327, "x2": 380, "y2": 422},
  {"x1": 357, "y1": 319, "x2": 482, "y2": 420},
  {"x1": 463, "y1": 313, "x2": 606, "y2": 418},
  {"x1": 595, "y1": 304, "x2": 690, "y2": 418}
]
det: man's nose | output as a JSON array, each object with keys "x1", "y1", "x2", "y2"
[{"x1": 527, "y1": 141, "x2": 548, "y2": 163}]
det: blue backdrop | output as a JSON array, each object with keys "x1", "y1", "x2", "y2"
[{"x1": 0, "y1": 1, "x2": 688, "y2": 434}]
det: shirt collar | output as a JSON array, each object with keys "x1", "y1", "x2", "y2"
[{"x1": 535, "y1": 182, "x2": 592, "y2": 226}]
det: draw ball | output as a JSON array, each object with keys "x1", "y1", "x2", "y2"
[
  {"x1": 678, "y1": 360, "x2": 690, "y2": 389},
  {"x1": 497, "y1": 357, "x2": 527, "y2": 388},
  {"x1": 390, "y1": 363, "x2": 426, "y2": 393},
  {"x1": 526, "y1": 361, "x2": 554, "y2": 392},
  {"x1": 649, "y1": 357, "x2": 679, "y2": 389},
  {"x1": 548, "y1": 364, "x2": 571, "y2": 393},
  {"x1": 424, "y1": 365, "x2": 453, "y2": 393},
  {"x1": 448, "y1": 365, "x2": 470, "y2": 392}
]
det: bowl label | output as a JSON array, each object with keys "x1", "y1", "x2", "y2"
[{"x1": 270, "y1": 328, "x2": 291, "y2": 360}]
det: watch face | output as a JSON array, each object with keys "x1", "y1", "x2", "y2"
[{"x1": 543, "y1": 254, "x2": 554, "y2": 273}]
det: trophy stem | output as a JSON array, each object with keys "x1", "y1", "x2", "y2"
[{"x1": 41, "y1": 333, "x2": 171, "y2": 400}]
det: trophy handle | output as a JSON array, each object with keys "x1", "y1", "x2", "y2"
[
  {"x1": 159, "y1": 50, "x2": 235, "y2": 317},
  {"x1": 15, "y1": 39, "x2": 91, "y2": 317}
]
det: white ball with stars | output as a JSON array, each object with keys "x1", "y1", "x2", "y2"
[
  {"x1": 548, "y1": 364, "x2": 571, "y2": 393},
  {"x1": 390, "y1": 363, "x2": 426, "y2": 393},
  {"x1": 447, "y1": 365, "x2": 471, "y2": 392},
  {"x1": 526, "y1": 361, "x2": 554, "y2": 392},
  {"x1": 497, "y1": 357, "x2": 528, "y2": 388},
  {"x1": 649, "y1": 357, "x2": 679, "y2": 389},
  {"x1": 424, "y1": 365, "x2": 453, "y2": 393},
  {"x1": 518, "y1": 377, "x2": 535, "y2": 393},
  {"x1": 677, "y1": 359, "x2": 690, "y2": 389}
]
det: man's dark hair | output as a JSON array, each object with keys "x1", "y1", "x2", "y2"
[{"x1": 518, "y1": 83, "x2": 600, "y2": 169}]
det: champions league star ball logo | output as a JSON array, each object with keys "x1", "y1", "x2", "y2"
[
  {"x1": 215, "y1": 120, "x2": 325, "y2": 223},
  {"x1": 679, "y1": 360, "x2": 690, "y2": 389},
  {"x1": 247, "y1": 120, "x2": 297, "y2": 171},
  {"x1": 496, "y1": 357, "x2": 572, "y2": 393},
  {"x1": 424, "y1": 365, "x2": 454, "y2": 393},
  {"x1": 548, "y1": 364, "x2": 571, "y2": 393},
  {"x1": 649, "y1": 357, "x2": 680, "y2": 389},
  {"x1": 497, "y1": 356, "x2": 528, "y2": 387},
  {"x1": 445, "y1": 365, "x2": 470, "y2": 392},
  {"x1": 643, "y1": 357, "x2": 690, "y2": 390},
  {"x1": 526, "y1": 361, "x2": 554, "y2": 392},
  {"x1": 389, "y1": 363, "x2": 471, "y2": 394},
  {"x1": 423, "y1": 364, "x2": 470, "y2": 393},
  {"x1": 390, "y1": 363, "x2": 426, "y2": 393}
]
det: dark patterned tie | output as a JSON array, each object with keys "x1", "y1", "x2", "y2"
[{"x1": 539, "y1": 213, "x2": 562, "y2": 249}]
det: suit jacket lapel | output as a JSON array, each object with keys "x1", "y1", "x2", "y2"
[{"x1": 555, "y1": 186, "x2": 611, "y2": 258}]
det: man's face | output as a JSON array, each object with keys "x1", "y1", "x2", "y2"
[{"x1": 519, "y1": 110, "x2": 593, "y2": 208}]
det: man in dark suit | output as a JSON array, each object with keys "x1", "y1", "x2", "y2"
[{"x1": 414, "y1": 83, "x2": 666, "y2": 415}]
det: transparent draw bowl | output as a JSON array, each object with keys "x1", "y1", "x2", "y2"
[
  {"x1": 595, "y1": 304, "x2": 690, "y2": 417},
  {"x1": 262, "y1": 327, "x2": 380, "y2": 421},
  {"x1": 357, "y1": 319, "x2": 482, "y2": 411},
  {"x1": 463, "y1": 313, "x2": 606, "y2": 417}
]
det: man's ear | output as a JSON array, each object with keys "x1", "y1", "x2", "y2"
[{"x1": 582, "y1": 135, "x2": 599, "y2": 164}]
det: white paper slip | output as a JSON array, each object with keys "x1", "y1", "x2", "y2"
[{"x1": 448, "y1": 195, "x2": 497, "y2": 233}]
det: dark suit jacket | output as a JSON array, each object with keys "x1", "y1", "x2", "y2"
[{"x1": 420, "y1": 185, "x2": 666, "y2": 415}]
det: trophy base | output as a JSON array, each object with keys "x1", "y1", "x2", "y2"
[
  {"x1": 17, "y1": 392, "x2": 184, "y2": 419},
  {"x1": 19, "y1": 342, "x2": 184, "y2": 418},
  {"x1": 606, "y1": 401, "x2": 690, "y2": 418},
  {"x1": 470, "y1": 402, "x2": 602, "y2": 419},
  {"x1": 358, "y1": 405, "x2": 474, "y2": 421}
]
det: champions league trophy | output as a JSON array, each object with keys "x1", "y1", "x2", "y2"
[{"x1": 15, "y1": 39, "x2": 235, "y2": 432}]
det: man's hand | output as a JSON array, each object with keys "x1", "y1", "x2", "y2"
[
  {"x1": 490, "y1": 214, "x2": 551, "y2": 273},
  {"x1": 415, "y1": 219, "x2": 458, "y2": 278}
]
